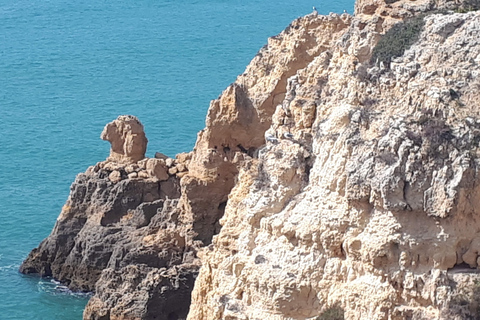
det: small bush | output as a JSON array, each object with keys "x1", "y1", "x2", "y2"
[
  {"x1": 455, "y1": 0, "x2": 480, "y2": 12},
  {"x1": 455, "y1": 5, "x2": 477, "y2": 13},
  {"x1": 316, "y1": 306, "x2": 345, "y2": 320},
  {"x1": 370, "y1": 15, "x2": 426, "y2": 66},
  {"x1": 442, "y1": 279, "x2": 480, "y2": 319}
]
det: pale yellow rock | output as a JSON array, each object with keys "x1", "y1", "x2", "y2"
[
  {"x1": 165, "y1": 158, "x2": 175, "y2": 168},
  {"x1": 168, "y1": 167, "x2": 178, "y2": 175},
  {"x1": 146, "y1": 158, "x2": 169, "y2": 181},
  {"x1": 127, "y1": 172, "x2": 138, "y2": 179},
  {"x1": 176, "y1": 152, "x2": 192, "y2": 164},
  {"x1": 187, "y1": 9, "x2": 480, "y2": 320},
  {"x1": 176, "y1": 163, "x2": 186, "y2": 172},
  {"x1": 101, "y1": 115, "x2": 148, "y2": 164},
  {"x1": 137, "y1": 158, "x2": 148, "y2": 170},
  {"x1": 124, "y1": 164, "x2": 138, "y2": 174},
  {"x1": 103, "y1": 161, "x2": 122, "y2": 172},
  {"x1": 177, "y1": 171, "x2": 188, "y2": 179},
  {"x1": 108, "y1": 170, "x2": 122, "y2": 183},
  {"x1": 137, "y1": 170, "x2": 149, "y2": 179}
]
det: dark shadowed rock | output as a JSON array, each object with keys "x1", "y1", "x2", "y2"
[
  {"x1": 20, "y1": 168, "x2": 183, "y2": 291},
  {"x1": 20, "y1": 116, "x2": 203, "y2": 319}
]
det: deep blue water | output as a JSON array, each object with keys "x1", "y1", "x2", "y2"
[{"x1": 0, "y1": 0, "x2": 354, "y2": 318}]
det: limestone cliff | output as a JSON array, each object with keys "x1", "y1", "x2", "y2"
[
  {"x1": 187, "y1": 0, "x2": 480, "y2": 319},
  {"x1": 20, "y1": 0, "x2": 480, "y2": 319}
]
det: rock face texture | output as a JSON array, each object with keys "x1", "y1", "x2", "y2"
[
  {"x1": 187, "y1": 1, "x2": 480, "y2": 320},
  {"x1": 101, "y1": 115, "x2": 148, "y2": 164},
  {"x1": 20, "y1": 0, "x2": 480, "y2": 319},
  {"x1": 21, "y1": 116, "x2": 197, "y2": 320}
]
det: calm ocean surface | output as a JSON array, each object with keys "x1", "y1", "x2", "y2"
[{"x1": 0, "y1": 0, "x2": 354, "y2": 318}]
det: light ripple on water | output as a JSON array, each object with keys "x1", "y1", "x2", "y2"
[
  {"x1": 37, "y1": 278, "x2": 93, "y2": 299},
  {"x1": 0, "y1": 263, "x2": 18, "y2": 272}
]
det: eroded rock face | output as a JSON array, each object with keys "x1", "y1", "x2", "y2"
[
  {"x1": 20, "y1": 117, "x2": 199, "y2": 319},
  {"x1": 355, "y1": 0, "x2": 480, "y2": 17},
  {"x1": 84, "y1": 265, "x2": 198, "y2": 320},
  {"x1": 101, "y1": 115, "x2": 148, "y2": 164},
  {"x1": 180, "y1": 11, "x2": 352, "y2": 247},
  {"x1": 19, "y1": 166, "x2": 184, "y2": 291},
  {"x1": 188, "y1": 9, "x2": 480, "y2": 320}
]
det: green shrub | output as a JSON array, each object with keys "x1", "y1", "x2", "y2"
[
  {"x1": 316, "y1": 306, "x2": 345, "y2": 320},
  {"x1": 455, "y1": 5, "x2": 478, "y2": 13},
  {"x1": 370, "y1": 15, "x2": 426, "y2": 66}
]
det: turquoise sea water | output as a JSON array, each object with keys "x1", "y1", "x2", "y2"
[{"x1": 0, "y1": 0, "x2": 354, "y2": 319}]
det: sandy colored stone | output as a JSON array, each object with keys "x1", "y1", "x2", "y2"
[
  {"x1": 146, "y1": 158, "x2": 169, "y2": 181},
  {"x1": 168, "y1": 167, "x2": 178, "y2": 175},
  {"x1": 176, "y1": 152, "x2": 192, "y2": 164},
  {"x1": 127, "y1": 172, "x2": 138, "y2": 179},
  {"x1": 176, "y1": 171, "x2": 189, "y2": 179},
  {"x1": 137, "y1": 170, "x2": 149, "y2": 179},
  {"x1": 165, "y1": 158, "x2": 175, "y2": 168},
  {"x1": 124, "y1": 164, "x2": 139, "y2": 174},
  {"x1": 108, "y1": 170, "x2": 122, "y2": 183},
  {"x1": 101, "y1": 115, "x2": 148, "y2": 164},
  {"x1": 103, "y1": 161, "x2": 122, "y2": 172},
  {"x1": 137, "y1": 158, "x2": 148, "y2": 170},
  {"x1": 176, "y1": 163, "x2": 186, "y2": 172}
]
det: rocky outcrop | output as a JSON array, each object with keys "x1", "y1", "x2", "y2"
[
  {"x1": 101, "y1": 115, "x2": 148, "y2": 164},
  {"x1": 187, "y1": 2, "x2": 480, "y2": 320},
  {"x1": 20, "y1": 0, "x2": 480, "y2": 319},
  {"x1": 20, "y1": 169, "x2": 182, "y2": 291},
  {"x1": 20, "y1": 116, "x2": 198, "y2": 319}
]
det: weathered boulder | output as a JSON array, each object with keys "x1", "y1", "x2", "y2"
[
  {"x1": 101, "y1": 115, "x2": 148, "y2": 164},
  {"x1": 146, "y1": 158, "x2": 169, "y2": 181}
]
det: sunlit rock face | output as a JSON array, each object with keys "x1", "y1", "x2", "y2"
[
  {"x1": 101, "y1": 115, "x2": 148, "y2": 164},
  {"x1": 188, "y1": 7, "x2": 480, "y2": 320}
]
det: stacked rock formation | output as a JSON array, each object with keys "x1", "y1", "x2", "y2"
[
  {"x1": 21, "y1": 115, "x2": 198, "y2": 320},
  {"x1": 21, "y1": 0, "x2": 480, "y2": 319}
]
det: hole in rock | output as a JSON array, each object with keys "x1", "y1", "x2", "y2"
[{"x1": 448, "y1": 262, "x2": 480, "y2": 274}]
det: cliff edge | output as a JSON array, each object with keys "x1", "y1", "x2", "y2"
[
  {"x1": 20, "y1": 0, "x2": 480, "y2": 319},
  {"x1": 188, "y1": 0, "x2": 480, "y2": 318}
]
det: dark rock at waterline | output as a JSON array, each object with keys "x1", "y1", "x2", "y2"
[{"x1": 20, "y1": 166, "x2": 199, "y2": 319}]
